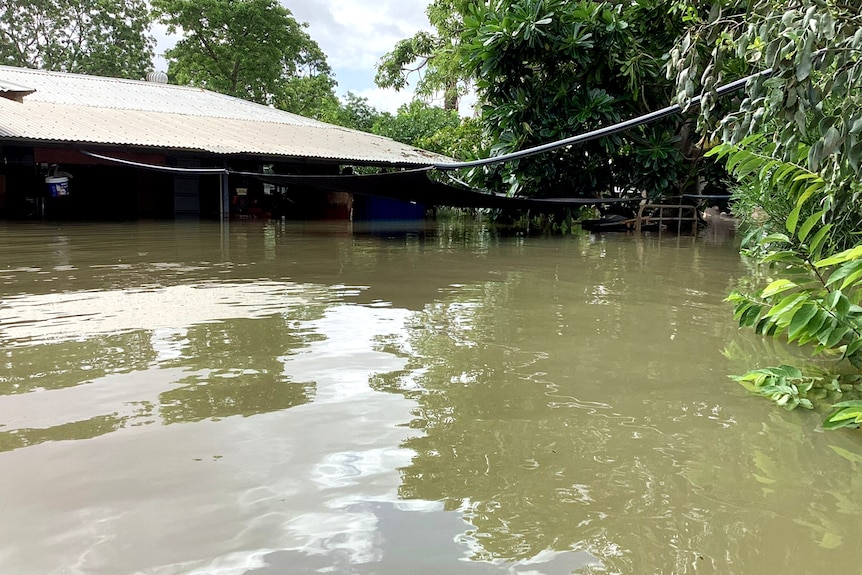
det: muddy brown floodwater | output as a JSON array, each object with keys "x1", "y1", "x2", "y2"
[{"x1": 0, "y1": 219, "x2": 860, "y2": 575}]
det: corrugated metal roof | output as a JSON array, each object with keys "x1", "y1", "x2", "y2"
[
  {"x1": 0, "y1": 66, "x2": 450, "y2": 166},
  {"x1": 0, "y1": 79, "x2": 36, "y2": 94}
]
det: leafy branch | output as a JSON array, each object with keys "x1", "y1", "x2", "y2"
[{"x1": 712, "y1": 137, "x2": 862, "y2": 427}]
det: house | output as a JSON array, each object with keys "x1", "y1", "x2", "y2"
[{"x1": 0, "y1": 66, "x2": 451, "y2": 220}]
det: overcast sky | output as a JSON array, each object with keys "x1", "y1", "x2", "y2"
[{"x1": 154, "y1": 0, "x2": 436, "y2": 113}]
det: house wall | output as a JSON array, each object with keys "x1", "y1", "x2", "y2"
[{"x1": 0, "y1": 145, "x2": 366, "y2": 221}]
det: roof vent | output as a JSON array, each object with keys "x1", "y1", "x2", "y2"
[
  {"x1": 145, "y1": 71, "x2": 169, "y2": 84},
  {"x1": 0, "y1": 80, "x2": 36, "y2": 102}
]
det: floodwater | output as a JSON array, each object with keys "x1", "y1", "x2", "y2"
[{"x1": 0, "y1": 219, "x2": 860, "y2": 575}]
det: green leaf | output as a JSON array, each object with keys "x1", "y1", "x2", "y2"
[
  {"x1": 762, "y1": 251, "x2": 806, "y2": 266},
  {"x1": 808, "y1": 224, "x2": 833, "y2": 260},
  {"x1": 835, "y1": 292, "x2": 851, "y2": 318},
  {"x1": 795, "y1": 183, "x2": 820, "y2": 211},
  {"x1": 759, "y1": 233, "x2": 791, "y2": 245},
  {"x1": 817, "y1": 246, "x2": 862, "y2": 268},
  {"x1": 798, "y1": 211, "x2": 823, "y2": 243},
  {"x1": 826, "y1": 260, "x2": 862, "y2": 287},
  {"x1": 824, "y1": 325, "x2": 851, "y2": 348},
  {"x1": 760, "y1": 278, "x2": 797, "y2": 298},
  {"x1": 775, "y1": 365, "x2": 803, "y2": 379},
  {"x1": 764, "y1": 293, "x2": 807, "y2": 320},
  {"x1": 840, "y1": 266, "x2": 862, "y2": 290},
  {"x1": 823, "y1": 400, "x2": 862, "y2": 429},
  {"x1": 824, "y1": 289, "x2": 843, "y2": 309},
  {"x1": 796, "y1": 48, "x2": 812, "y2": 81},
  {"x1": 788, "y1": 303, "x2": 818, "y2": 341},
  {"x1": 740, "y1": 304, "x2": 763, "y2": 327},
  {"x1": 799, "y1": 310, "x2": 829, "y2": 344},
  {"x1": 786, "y1": 203, "x2": 802, "y2": 234},
  {"x1": 844, "y1": 338, "x2": 862, "y2": 359}
]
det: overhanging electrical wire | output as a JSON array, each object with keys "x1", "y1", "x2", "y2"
[
  {"x1": 80, "y1": 69, "x2": 771, "y2": 179},
  {"x1": 432, "y1": 69, "x2": 772, "y2": 171}
]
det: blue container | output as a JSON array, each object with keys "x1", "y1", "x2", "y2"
[
  {"x1": 355, "y1": 196, "x2": 425, "y2": 220},
  {"x1": 46, "y1": 176, "x2": 69, "y2": 197}
]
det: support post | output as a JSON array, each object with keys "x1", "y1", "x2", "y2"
[{"x1": 220, "y1": 172, "x2": 230, "y2": 219}]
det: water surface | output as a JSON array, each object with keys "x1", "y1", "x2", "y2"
[{"x1": 1, "y1": 220, "x2": 860, "y2": 574}]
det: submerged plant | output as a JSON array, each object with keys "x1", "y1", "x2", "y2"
[{"x1": 713, "y1": 141, "x2": 862, "y2": 428}]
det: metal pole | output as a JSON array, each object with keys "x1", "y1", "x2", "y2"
[{"x1": 220, "y1": 172, "x2": 230, "y2": 219}]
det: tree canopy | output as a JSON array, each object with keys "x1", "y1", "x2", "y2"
[
  {"x1": 459, "y1": 0, "x2": 693, "y2": 198},
  {"x1": 671, "y1": 0, "x2": 862, "y2": 249},
  {"x1": 372, "y1": 100, "x2": 461, "y2": 152},
  {"x1": 151, "y1": 0, "x2": 336, "y2": 110},
  {"x1": 0, "y1": 0, "x2": 154, "y2": 79},
  {"x1": 379, "y1": 0, "x2": 706, "y2": 199},
  {"x1": 375, "y1": 0, "x2": 472, "y2": 110},
  {"x1": 323, "y1": 92, "x2": 382, "y2": 133}
]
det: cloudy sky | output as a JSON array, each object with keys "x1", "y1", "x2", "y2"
[{"x1": 154, "y1": 0, "x2": 436, "y2": 113}]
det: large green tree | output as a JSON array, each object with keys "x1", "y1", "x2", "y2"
[
  {"x1": 458, "y1": 0, "x2": 695, "y2": 199},
  {"x1": 324, "y1": 94, "x2": 480, "y2": 160},
  {"x1": 670, "y1": 0, "x2": 862, "y2": 250},
  {"x1": 152, "y1": 0, "x2": 336, "y2": 111},
  {"x1": 0, "y1": 0, "x2": 154, "y2": 79}
]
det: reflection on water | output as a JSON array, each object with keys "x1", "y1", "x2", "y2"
[{"x1": 0, "y1": 220, "x2": 861, "y2": 574}]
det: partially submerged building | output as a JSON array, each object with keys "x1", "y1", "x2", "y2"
[{"x1": 0, "y1": 66, "x2": 451, "y2": 220}]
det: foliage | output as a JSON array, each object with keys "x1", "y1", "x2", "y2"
[
  {"x1": 372, "y1": 101, "x2": 461, "y2": 152},
  {"x1": 323, "y1": 95, "x2": 481, "y2": 160},
  {"x1": 669, "y1": 0, "x2": 862, "y2": 428},
  {"x1": 0, "y1": 0, "x2": 154, "y2": 79},
  {"x1": 276, "y1": 75, "x2": 340, "y2": 121},
  {"x1": 152, "y1": 0, "x2": 335, "y2": 110},
  {"x1": 418, "y1": 116, "x2": 487, "y2": 161},
  {"x1": 322, "y1": 92, "x2": 385, "y2": 133},
  {"x1": 713, "y1": 141, "x2": 862, "y2": 427},
  {"x1": 669, "y1": 0, "x2": 862, "y2": 247},
  {"x1": 458, "y1": 0, "x2": 696, "y2": 198},
  {"x1": 375, "y1": 0, "x2": 472, "y2": 110},
  {"x1": 823, "y1": 400, "x2": 862, "y2": 430},
  {"x1": 731, "y1": 365, "x2": 815, "y2": 410}
]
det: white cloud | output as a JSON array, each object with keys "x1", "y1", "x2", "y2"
[
  {"x1": 287, "y1": 0, "x2": 432, "y2": 112},
  {"x1": 352, "y1": 86, "x2": 415, "y2": 115},
  {"x1": 151, "y1": 0, "x2": 436, "y2": 114}
]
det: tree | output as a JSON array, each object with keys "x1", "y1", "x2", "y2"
[
  {"x1": 669, "y1": 0, "x2": 862, "y2": 427},
  {"x1": 372, "y1": 101, "x2": 461, "y2": 152},
  {"x1": 458, "y1": 0, "x2": 694, "y2": 199},
  {"x1": 273, "y1": 38, "x2": 339, "y2": 119},
  {"x1": 0, "y1": 0, "x2": 155, "y2": 79},
  {"x1": 670, "y1": 0, "x2": 862, "y2": 251},
  {"x1": 322, "y1": 92, "x2": 385, "y2": 133},
  {"x1": 324, "y1": 95, "x2": 479, "y2": 160},
  {"x1": 375, "y1": 0, "x2": 472, "y2": 110},
  {"x1": 152, "y1": 0, "x2": 336, "y2": 109},
  {"x1": 276, "y1": 75, "x2": 340, "y2": 120},
  {"x1": 418, "y1": 115, "x2": 486, "y2": 161}
]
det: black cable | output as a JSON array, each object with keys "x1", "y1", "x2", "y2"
[
  {"x1": 432, "y1": 69, "x2": 772, "y2": 171},
  {"x1": 79, "y1": 69, "x2": 772, "y2": 183}
]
